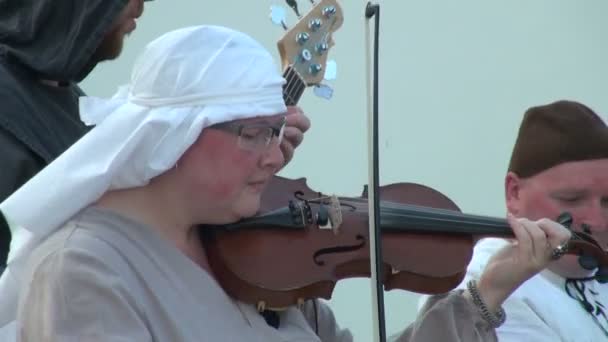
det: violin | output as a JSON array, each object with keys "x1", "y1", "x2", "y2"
[{"x1": 202, "y1": 176, "x2": 608, "y2": 311}]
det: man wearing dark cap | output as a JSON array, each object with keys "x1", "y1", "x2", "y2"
[
  {"x1": 0, "y1": 0, "x2": 153, "y2": 267},
  {"x1": 420, "y1": 100, "x2": 608, "y2": 340}
]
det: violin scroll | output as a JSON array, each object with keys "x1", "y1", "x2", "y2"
[{"x1": 553, "y1": 211, "x2": 608, "y2": 276}]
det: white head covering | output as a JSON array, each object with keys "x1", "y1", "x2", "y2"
[{"x1": 0, "y1": 25, "x2": 286, "y2": 335}]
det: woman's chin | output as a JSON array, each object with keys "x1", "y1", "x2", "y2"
[{"x1": 234, "y1": 199, "x2": 262, "y2": 220}]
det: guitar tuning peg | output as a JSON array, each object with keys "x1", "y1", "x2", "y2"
[
  {"x1": 284, "y1": 0, "x2": 302, "y2": 18},
  {"x1": 313, "y1": 84, "x2": 334, "y2": 100},
  {"x1": 270, "y1": 5, "x2": 288, "y2": 30},
  {"x1": 324, "y1": 60, "x2": 337, "y2": 81}
]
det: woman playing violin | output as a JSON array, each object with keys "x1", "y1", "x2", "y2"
[{"x1": 0, "y1": 25, "x2": 570, "y2": 341}]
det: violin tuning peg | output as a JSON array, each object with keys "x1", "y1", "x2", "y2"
[
  {"x1": 578, "y1": 253, "x2": 599, "y2": 270},
  {"x1": 557, "y1": 212, "x2": 573, "y2": 229},
  {"x1": 313, "y1": 84, "x2": 333, "y2": 100},
  {"x1": 583, "y1": 301, "x2": 594, "y2": 313},
  {"x1": 581, "y1": 223, "x2": 592, "y2": 234},
  {"x1": 324, "y1": 60, "x2": 337, "y2": 81},
  {"x1": 595, "y1": 267, "x2": 608, "y2": 284},
  {"x1": 270, "y1": 5, "x2": 289, "y2": 30}
]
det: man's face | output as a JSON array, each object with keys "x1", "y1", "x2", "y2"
[
  {"x1": 506, "y1": 159, "x2": 608, "y2": 276},
  {"x1": 95, "y1": 0, "x2": 145, "y2": 61}
]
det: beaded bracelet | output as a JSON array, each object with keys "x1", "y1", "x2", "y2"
[{"x1": 466, "y1": 279, "x2": 507, "y2": 328}]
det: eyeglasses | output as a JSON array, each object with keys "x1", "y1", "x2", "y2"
[{"x1": 210, "y1": 117, "x2": 286, "y2": 152}]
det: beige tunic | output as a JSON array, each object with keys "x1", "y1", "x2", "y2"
[{"x1": 17, "y1": 207, "x2": 496, "y2": 341}]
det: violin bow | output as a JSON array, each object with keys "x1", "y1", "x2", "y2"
[
  {"x1": 364, "y1": 3, "x2": 385, "y2": 342},
  {"x1": 273, "y1": 1, "x2": 385, "y2": 339}
]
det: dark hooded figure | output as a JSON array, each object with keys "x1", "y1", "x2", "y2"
[{"x1": 0, "y1": 0, "x2": 151, "y2": 265}]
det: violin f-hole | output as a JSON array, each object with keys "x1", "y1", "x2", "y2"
[{"x1": 312, "y1": 235, "x2": 366, "y2": 266}]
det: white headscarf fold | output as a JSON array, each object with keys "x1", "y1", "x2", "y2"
[{"x1": 0, "y1": 25, "x2": 286, "y2": 335}]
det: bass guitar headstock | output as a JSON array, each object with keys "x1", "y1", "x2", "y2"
[{"x1": 269, "y1": 0, "x2": 343, "y2": 103}]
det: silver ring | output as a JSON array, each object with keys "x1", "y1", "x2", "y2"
[{"x1": 551, "y1": 241, "x2": 569, "y2": 260}]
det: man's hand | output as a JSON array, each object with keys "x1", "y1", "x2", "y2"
[
  {"x1": 475, "y1": 214, "x2": 571, "y2": 312},
  {"x1": 280, "y1": 106, "x2": 310, "y2": 169}
]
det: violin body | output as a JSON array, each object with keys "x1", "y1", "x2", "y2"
[{"x1": 203, "y1": 176, "x2": 476, "y2": 309}]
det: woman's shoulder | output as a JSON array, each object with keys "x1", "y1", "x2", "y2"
[{"x1": 23, "y1": 207, "x2": 141, "y2": 287}]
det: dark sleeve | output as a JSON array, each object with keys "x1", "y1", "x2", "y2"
[
  {"x1": 0, "y1": 126, "x2": 45, "y2": 201},
  {"x1": 0, "y1": 126, "x2": 45, "y2": 264}
]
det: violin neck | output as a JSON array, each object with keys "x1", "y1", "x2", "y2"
[
  {"x1": 282, "y1": 66, "x2": 306, "y2": 106},
  {"x1": 381, "y1": 203, "x2": 513, "y2": 237}
]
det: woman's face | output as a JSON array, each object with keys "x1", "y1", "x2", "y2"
[{"x1": 179, "y1": 114, "x2": 286, "y2": 224}]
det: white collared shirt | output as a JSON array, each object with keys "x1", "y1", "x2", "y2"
[{"x1": 418, "y1": 238, "x2": 608, "y2": 342}]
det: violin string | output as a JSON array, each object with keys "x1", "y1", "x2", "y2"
[
  {"x1": 346, "y1": 198, "x2": 510, "y2": 230},
  {"x1": 297, "y1": 195, "x2": 510, "y2": 235},
  {"x1": 294, "y1": 194, "x2": 602, "y2": 242},
  {"x1": 340, "y1": 196, "x2": 478, "y2": 217},
  {"x1": 339, "y1": 198, "x2": 600, "y2": 237}
]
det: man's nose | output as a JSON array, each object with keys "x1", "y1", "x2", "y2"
[{"x1": 580, "y1": 201, "x2": 608, "y2": 234}]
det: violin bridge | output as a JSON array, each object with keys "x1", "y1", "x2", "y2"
[
  {"x1": 317, "y1": 195, "x2": 343, "y2": 235},
  {"x1": 257, "y1": 301, "x2": 266, "y2": 312},
  {"x1": 327, "y1": 195, "x2": 343, "y2": 234}
]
